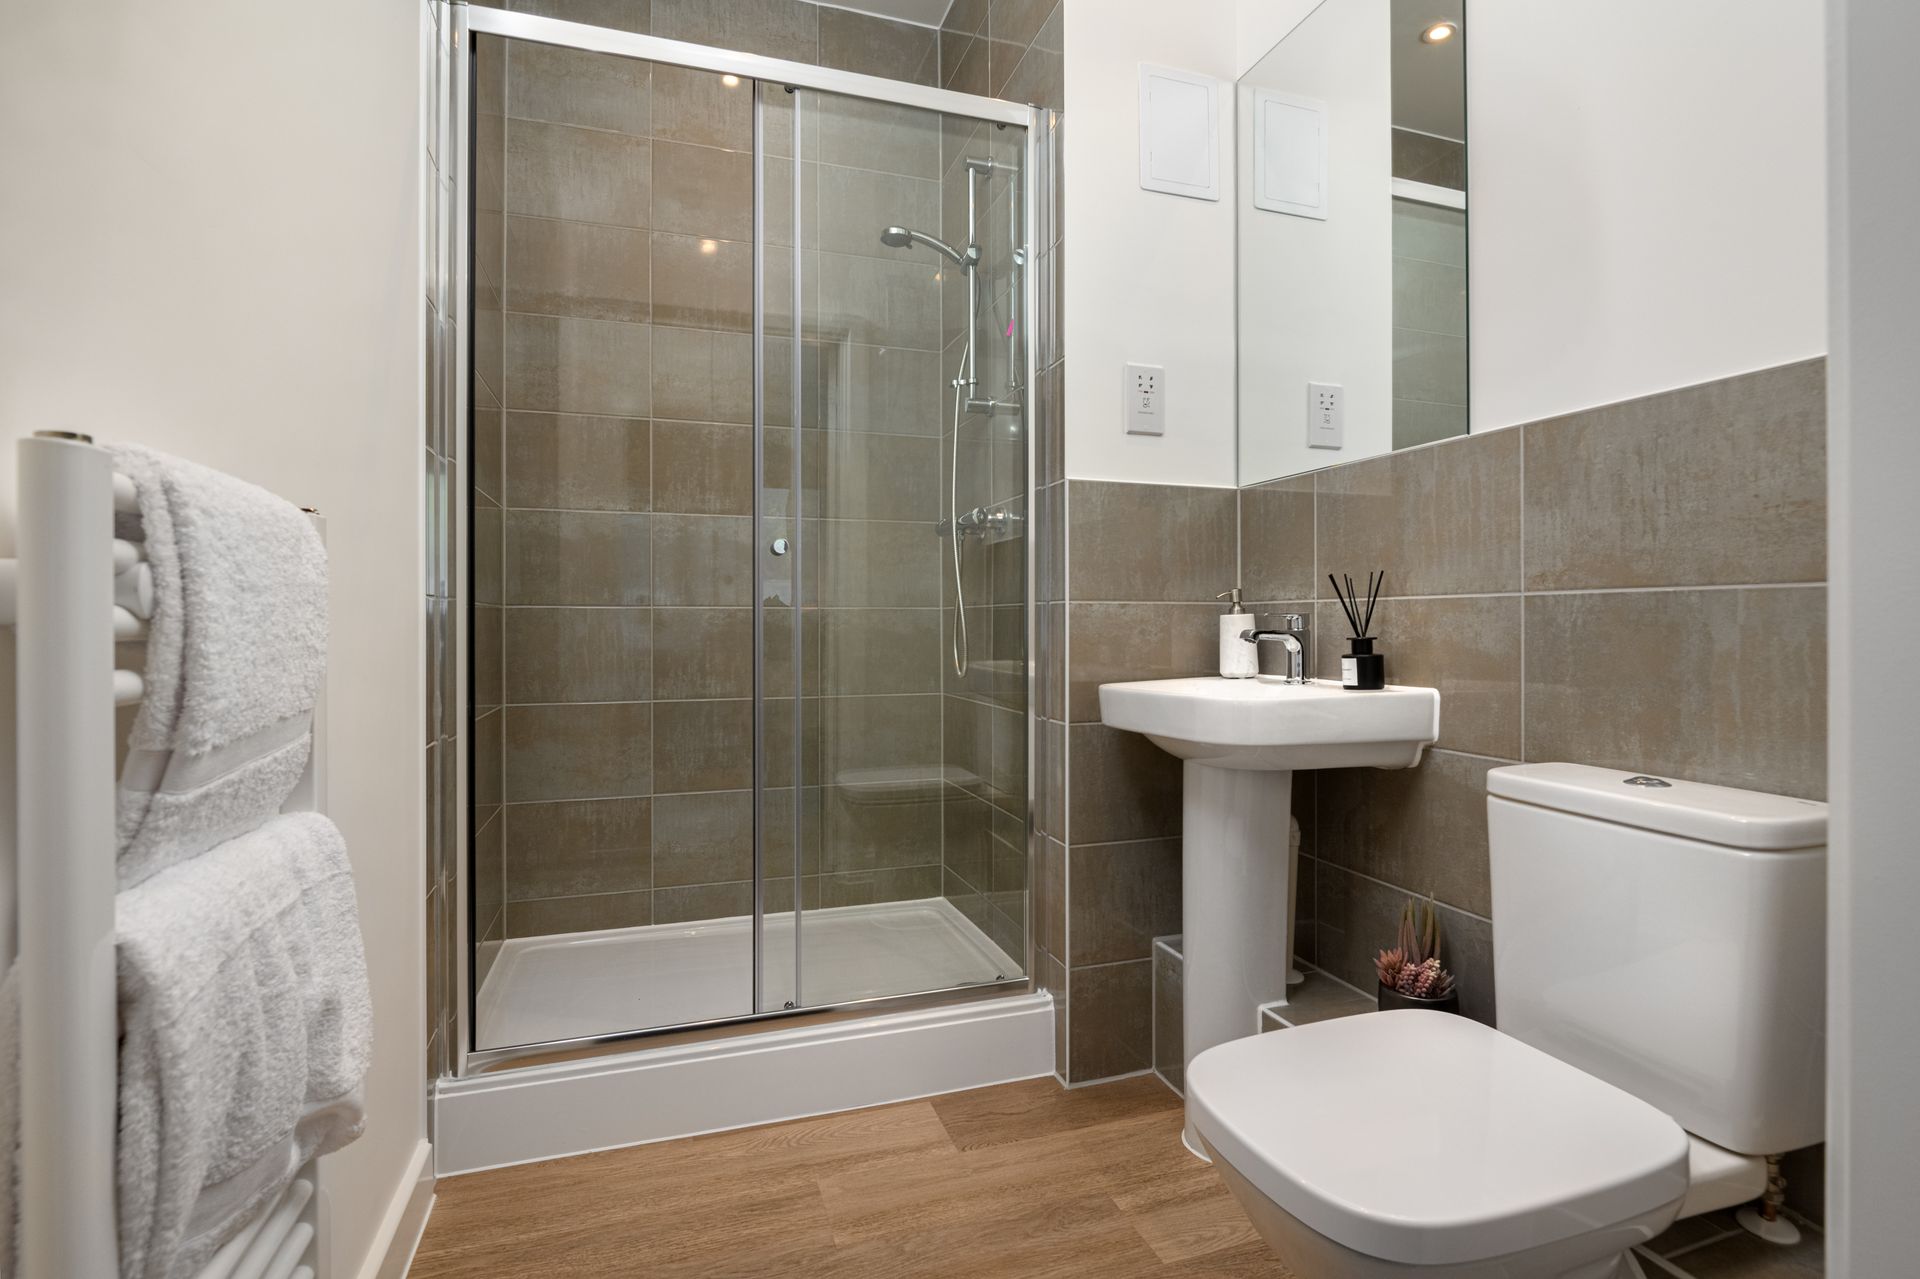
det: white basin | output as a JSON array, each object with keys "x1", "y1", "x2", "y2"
[
  {"x1": 1097, "y1": 675, "x2": 1440, "y2": 1158},
  {"x1": 1098, "y1": 677, "x2": 1441, "y2": 771}
]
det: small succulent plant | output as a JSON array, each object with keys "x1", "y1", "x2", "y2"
[{"x1": 1375, "y1": 896, "x2": 1456, "y2": 999}]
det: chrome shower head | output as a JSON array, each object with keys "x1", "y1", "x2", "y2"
[{"x1": 880, "y1": 225, "x2": 974, "y2": 269}]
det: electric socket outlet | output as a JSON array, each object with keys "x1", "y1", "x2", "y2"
[
  {"x1": 1124, "y1": 363, "x2": 1166, "y2": 436},
  {"x1": 1307, "y1": 381, "x2": 1343, "y2": 449}
]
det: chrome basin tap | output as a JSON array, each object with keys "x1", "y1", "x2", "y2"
[{"x1": 1241, "y1": 614, "x2": 1312, "y2": 684}]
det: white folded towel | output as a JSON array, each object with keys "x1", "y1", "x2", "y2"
[
  {"x1": 107, "y1": 445, "x2": 329, "y2": 889},
  {"x1": 0, "y1": 813, "x2": 371, "y2": 1279}
]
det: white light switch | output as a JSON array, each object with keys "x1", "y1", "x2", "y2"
[
  {"x1": 1307, "y1": 382, "x2": 1343, "y2": 449},
  {"x1": 1125, "y1": 363, "x2": 1166, "y2": 436}
]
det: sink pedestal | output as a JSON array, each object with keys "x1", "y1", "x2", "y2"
[{"x1": 1181, "y1": 761, "x2": 1296, "y2": 1158}]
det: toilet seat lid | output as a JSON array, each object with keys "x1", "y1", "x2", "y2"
[{"x1": 1187, "y1": 1010, "x2": 1689, "y2": 1267}]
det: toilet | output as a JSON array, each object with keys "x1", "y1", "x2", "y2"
[{"x1": 1188, "y1": 763, "x2": 1827, "y2": 1277}]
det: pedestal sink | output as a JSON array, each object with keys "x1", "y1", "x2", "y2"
[{"x1": 1097, "y1": 677, "x2": 1440, "y2": 1155}]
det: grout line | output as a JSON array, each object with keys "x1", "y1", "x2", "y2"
[
  {"x1": 1657, "y1": 1230, "x2": 1744, "y2": 1262},
  {"x1": 1631, "y1": 1245, "x2": 1702, "y2": 1279}
]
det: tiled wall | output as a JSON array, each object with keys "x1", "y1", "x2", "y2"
[
  {"x1": 1048, "y1": 359, "x2": 1826, "y2": 1084},
  {"x1": 466, "y1": 0, "x2": 1060, "y2": 960},
  {"x1": 1242, "y1": 358, "x2": 1828, "y2": 1024},
  {"x1": 1391, "y1": 199, "x2": 1467, "y2": 449}
]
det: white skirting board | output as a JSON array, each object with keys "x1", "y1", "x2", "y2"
[{"x1": 433, "y1": 992, "x2": 1056, "y2": 1176}]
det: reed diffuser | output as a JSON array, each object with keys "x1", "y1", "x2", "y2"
[{"x1": 1329, "y1": 570, "x2": 1386, "y2": 690}]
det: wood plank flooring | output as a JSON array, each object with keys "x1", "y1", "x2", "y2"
[
  {"x1": 409, "y1": 1075, "x2": 1291, "y2": 1278},
  {"x1": 409, "y1": 1073, "x2": 1824, "y2": 1278}
]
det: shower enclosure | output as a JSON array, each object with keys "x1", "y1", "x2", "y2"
[{"x1": 455, "y1": 9, "x2": 1038, "y2": 1063}]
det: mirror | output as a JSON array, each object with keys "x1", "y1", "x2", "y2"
[{"x1": 1236, "y1": 0, "x2": 1467, "y2": 485}]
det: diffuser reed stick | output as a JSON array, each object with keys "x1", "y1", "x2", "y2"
[{"x1": 1329, "y1": 570, "x2": 1387, "y2": 689}]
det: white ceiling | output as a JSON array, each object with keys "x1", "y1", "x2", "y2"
[
  {"x1": 1391, "y1": 0, "x2": 1465, "y2": 140},
  {"x1": 820, "y1": 0, "x2": 955, "y2": 29}
]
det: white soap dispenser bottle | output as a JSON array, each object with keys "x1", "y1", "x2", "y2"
[{"x1": 1217, "y1": 588, "x2": 1257, "y2": 678}]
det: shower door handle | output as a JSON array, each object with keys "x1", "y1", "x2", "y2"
[{"x1": 769, "y1": 537, "x2": 790, "y2": 556}]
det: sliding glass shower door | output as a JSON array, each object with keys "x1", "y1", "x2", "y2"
[{"x1": 467, "y1": 26, "x2": 1030, "y2": 1056}]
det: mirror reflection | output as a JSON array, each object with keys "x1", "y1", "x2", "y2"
[{"x1": 1236, "y1": 0, "x2": 1467, "y2": 485}]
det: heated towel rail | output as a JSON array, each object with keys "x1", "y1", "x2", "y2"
[{"x1": 0, "y1": 431, "x2": 330, "y2": 1279}]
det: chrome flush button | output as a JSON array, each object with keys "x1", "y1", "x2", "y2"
[{"x1": 1623, "y1": 775, "x2": 1672, "y2": 788}]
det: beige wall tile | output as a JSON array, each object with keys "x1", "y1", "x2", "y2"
[
  {"x1": 652, "y1": 698, "x2": 752, "y2": 792},
  {"x1": 819, "y1": 864, "x2": 941, "y2": 908},
  {"x1": 507, "y1": 120, "x2": 650, "y2": 228},
  {"x1": 651, "y1": 514, "x2": 753, "y2": 606},
  {"x1": 651, "y1": 0, "x2": 819, "y2": 62},
  {"x1": 1524, "y1": 359, "x2": 1826, "y2": 590},
  {"x1": 818, "y1": 8, "x2": 937, "y2": 85},
  {"x1": 652, "y1": 881, "x2": 752, "y2": 926},
  {"x1": 506, "y1": 890, "x2": 652, "y2": 938},
  {"x1": 506, "y1": 40, "x2": 651, "y2": 134},
  {"x1": 1314, "y1": 749, "x2": 1500, "y2": 918},
  {"x1": 503, "y1": 509, "x2": 651, "y2": 606},
  {"x1": 1311, "y1": 594, "x2": 1523, "y2": 760},
  {"x1": 814, "y1": 96, "x2": 942, "y2": 180},
  {"x1": 819, "y1": 431, "x2": 939, "y2": 522},
  {"x1": 1314, "y1": 427, "x2": 1521, "y2": 598},
  {"x1": 651, "y1": 232, "x2": 753, "y2": 333},
  {"x1": 652, "y1": 789, "x2": 755, "y2": 887},
  {"x1": 821, "y1": 693, "x2": 940, "y2": 781},
  {"x1": 652, "y1": 420, "x2": 753, "y2": 515},
  {"x1": 1067, "y1": 723, "x2": 1181, "y2": 846},
  {"x1": 505, "y1": 314, "x2": 652, "y2": 417},
  {"x1": 505, "y1": 0, "x2": 651, "y2": 36},
  {"x1": 502, "y1": 412, "x2": 650, "y2": 512},
  {"x1": 504, "y1": 216, "x2": 651, "y2": 324},
  {"x1": 504, "y1": 701, "x2": 653, "y2": 802},
  {"x1": 650, "y1": 63, "x2": 753, "y2": 150},
  {"x1": 653, "y1": 607, "x2": 753, "y2": 699},
  {"x1": 473, "y1": 708, "x2": 503, "y2": 808},
  {"x1": 1524, "y1": 586, "x2": 1827, "y2": 798},
  {"x1": 1068, "y1": 839, "x2": 1181, "y2": 967},
  {"x1": 474, "y1": 605, "x2": 504, "y2": 712},
  {"x1": 504, "y1": 607, "x2": 652, "y2": 704},
  {"x1": 1068, "y1": 481, "x2": 1237, "y2": 603},
  {"x1": 1067, "y1": 960, "x2": 1152, "y2": 1082},
  {"x1": 822, "y1": 787, "x2": 941, "y2": 873},
  {"x1": 997, "y1": 3, "x2": 1063, "y2": 111},
  {"x1": 818, "y1": 608, "x2": 942, "y2": 695},
  {"x1": 1066, "y1": 602, "x2": 1220, "y2": 723},
  {"x1": 503, "y1": 796, "x2": 653, "y2": 898},
  {"x1": 1240, "y1": 476, "x2": 1314, "y2": 602},
  {"x1": 815, "y1": 253, "x2": 942, "y2": 350},
  {"x1": 652, "y1": 141, "x2": 754, "y2": 241},
  {"x1": 650, "y1": 326, "x2": 753, "y2": 425},
  {"x1": 807, "y1": 519, "x2": 941, "y2": 607}
]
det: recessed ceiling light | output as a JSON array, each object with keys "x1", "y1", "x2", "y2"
[
  {"x1": 1420, "y1": 21, "x2": 1457, "y2": 44},
  {"x1": 721, "y1": 74, "x2": 741, "y2": 87}
]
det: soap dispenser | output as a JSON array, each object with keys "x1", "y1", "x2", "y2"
[{"x1": 1217, "y1": 588, "x2": 1257, "y2": 679}]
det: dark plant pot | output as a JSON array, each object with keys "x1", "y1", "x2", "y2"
[{"x1": 1377, "y1": 982, "x2": 1460, "y2": 1014}]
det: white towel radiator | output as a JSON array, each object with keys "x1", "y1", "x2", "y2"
[{"x1": 0, "y1": 431, "x2": 330, "y2": 1279}]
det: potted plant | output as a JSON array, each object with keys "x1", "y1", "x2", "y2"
[{"x1": 1375, "y1": 895, "x2": 1460, "y2": 1013}]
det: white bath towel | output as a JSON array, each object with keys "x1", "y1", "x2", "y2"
[
  {"x1": 107, "y1": 444, "x2": 329, "y2": 889},
  {"x1": 0, "y1": 812, "x2": 370, "y2": 1278}
]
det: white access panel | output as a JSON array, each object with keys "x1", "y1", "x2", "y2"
[
  {"x1": 1139, "y1": 64, "x2": 1220, "y2": 201},
  {"x1": 1252, "y1": 88, "x2": 1328, "y2": 219}
]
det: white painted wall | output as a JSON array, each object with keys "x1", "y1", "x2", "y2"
[
  {"x1": 1061, "y1": 0, "x2": 1241, "y2": 487},
  {"x1": 1235, "y1": 0, "x2": 1392, "y2": 484},
  {"x1": 1467, "y1": 0, "x2": 1828, "y2": 430},
  {"x1": 0, "y1": 2, "x2": 428, "y2": 1275},
  {"x1": 1826, "y1": 0, "x2": 1920, "y2": 1270}
]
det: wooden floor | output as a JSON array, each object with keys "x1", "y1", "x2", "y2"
[
  {"x1": 409, "y1": 1073, "x2": 1824, "y2": 1278},
  {"x1": 410, "y1": 1075, "x2": 1292, "y2": 1278}
]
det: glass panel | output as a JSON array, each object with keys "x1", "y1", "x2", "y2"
[
  {"x1": 782, "y1": 88, "x2": 1030, "y2": 1010},
  {"x1": 470, "y1": 34, "x2": 764, "y2": 1050}
]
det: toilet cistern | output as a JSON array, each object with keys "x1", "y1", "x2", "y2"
[{"x1": 1097, "y1": 676, "x2": 1440, "y2": 1157}]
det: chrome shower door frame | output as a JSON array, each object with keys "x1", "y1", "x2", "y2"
[{"x1": 449, "y1": 4, "x2": 1043, "y2": 1078}]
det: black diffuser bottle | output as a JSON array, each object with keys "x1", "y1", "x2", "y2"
[{"x1": 1330, "y1": 571, "x2": 1387, "y2": 690}]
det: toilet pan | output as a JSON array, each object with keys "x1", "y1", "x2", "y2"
[{"x1": 1188, "y1": 1012, "x2": 1691, "y2": 1278}]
